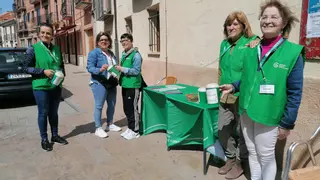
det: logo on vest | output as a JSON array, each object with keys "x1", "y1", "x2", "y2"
[
  {"x1": 273, "y1": 62, "x2": 288, "y2": 70},
  {"x1": 238, "y1": 46, "x2": 248, "y2": 49}
]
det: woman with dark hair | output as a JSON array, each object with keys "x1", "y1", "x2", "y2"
[
  {"x1": 23, "y1": 22, "x2": 68, "y2": 151},
  {"x1": 220, "y1": 1, "x2": 304, "y2": 179},
  {"x1": 217, "y1": 11, "x2": 259, "y2": 179},
  {"x1": 87, "y1": 32, "x2": 121, "y2": 138}
]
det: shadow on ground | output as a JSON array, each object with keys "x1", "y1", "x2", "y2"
[
  {"x1": 61, "y1": 87, "x2": 73, "y2": 99},
  {"x1": 63, "y1": 117, "x2": 127, "y2": 139},
  {"x1": 63, "y1": 121, "x2": 96, "y2": 139}
]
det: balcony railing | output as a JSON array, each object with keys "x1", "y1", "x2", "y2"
[
  {"x1": 16, "y1": 4, "x2": 26, "y2": 13},
  {"x1": 18, "y1": 22, "x2": 28, "y2": 32},
  {"x1": 94, "y1": 0, "x2": 112, "y2": 21},
  {"x1": 84, "y1": 8, "x2": 92, "y2": 25},
  {"x1": 8, "y1": 34, "x2": 13, "y2": 41},
  {"x1": 30, "y1": 13, "x2": 57, "y2": 29},
  {"x1": 75, "y1": 0, "x2": 92, "y2": 10},
  {"x1": 49, "y1": 13, "x2": 58, "y2": 24},
  {"x1": 29, "y1": 0, "x2": 41, "y2": 4},
  {"x1": 61, "y1": 0, "x2": 73, "y2": 20}
]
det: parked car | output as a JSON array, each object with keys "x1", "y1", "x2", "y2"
[{"x1": 0, "y1": 47, "x2": 33, "y2": 98}]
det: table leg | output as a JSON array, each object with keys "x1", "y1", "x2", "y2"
[{"x1": 203, "y1": 148, "x2": 207, "y2": 175}]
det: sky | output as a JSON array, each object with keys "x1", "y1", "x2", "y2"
[{"x1": 1, "y1": 0, "x2": 14, "y2": 14}]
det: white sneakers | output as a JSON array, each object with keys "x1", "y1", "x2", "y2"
[
  {"x1": 96, "y1": 125, "x2": 139, "y2": 140},
  {"x1": 106, "y1": 124, "x2": 122, "y2": 132},
  {"x1": 95, "y1": 127, "x2": 108, "y2": 138},
  {"x1": 120, "y1": 128, "x2": 130, "y2": 137},
  {"x1": 123, "y1": 129, "x2": 140, "y2": 140}
]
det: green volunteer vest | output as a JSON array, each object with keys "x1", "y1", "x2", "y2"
[
  {"x1": 219, "y1": 35, "x2": 257, "y2": 96},
  {"x1": 32, "y1": 42, "x2": 63, "y2": 90},
  {"x1": 120, "y1": 50, "x2": 142, "y2": 88},
  {"x1": 239, "y1": 40, "x2": 304, "y2": 126}
]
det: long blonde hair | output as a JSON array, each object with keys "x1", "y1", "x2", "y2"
[{"x1": 223, "y1": 11, "x2": 254, "y2": 38}]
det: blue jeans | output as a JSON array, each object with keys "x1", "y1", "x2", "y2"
[
  {"x1": 33, "y1": 87, "x2": 62, "y2": 140},
  {"x1": 90, "y1": 82, "x2": 117, "y2": 128}
]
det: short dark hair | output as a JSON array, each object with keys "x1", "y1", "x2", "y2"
[
  {"x1": 120, "y1": 33, "x2": 133, "y2": 41},
  {"x1": 95, "y1": 31, "x2": 113, "y2": 49},
  {"x1": 39, "y1": 22, "x2": 54, "y2": 34}
]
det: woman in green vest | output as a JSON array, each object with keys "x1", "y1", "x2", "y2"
[
  {"x1": 115, "y1": 33, "x2": 143, "y2": 140},
  {"x1": 220, "y1": 1, "x2": 304, "y2": 179},
  {"x1": 217, "y1": 11, "x2": 259, "y2": 180},
  {"x1": 23, "y1": 23, "x2": 68, "y2": 151}
]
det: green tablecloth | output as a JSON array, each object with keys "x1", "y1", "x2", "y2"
[{"x1": 141, "y1": 84, "x2": 219, "y2": 149}]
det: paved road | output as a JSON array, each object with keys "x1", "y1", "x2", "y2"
[
  {"x1": 0, "y1": 97, "x2": 81, "y2": 180},
  {"x1": 0, "y1": 97, "x2": 78, "y2": 141}
]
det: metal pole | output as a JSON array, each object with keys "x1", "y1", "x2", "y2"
[
  {"x1": 72, "y1": 0, "x2": 78, "y2": 66},
  {"x1": 113, "y1": 0, "x2": 119, "y2": 62},
  {"x1": 164, "y1": 0, "x2": 168, "y2": 77}
]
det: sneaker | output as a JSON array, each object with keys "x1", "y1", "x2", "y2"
[
  {"x1": 95, "y1": 127, "x2": 108, "y2": 138},
  {"x1": 120, "y1": 128, "x2": 130, "y2": 137},
  {"x1": 106, "y1": 124, "x2": 122, "y2": 132},
  {"x1": 123, "y1": 129, "x2": 140, "y2": 140},
  {"x1": 51, "y1": 135, "x2": 69, "y2": 145},
  {"x1": 41, "y1": 139, "x2": 53, "y2": 152}
]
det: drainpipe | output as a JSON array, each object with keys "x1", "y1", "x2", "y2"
[
  {"x1": 72, "y1": 0, "x2": 78, "y2": 66},
  {"x1": 66, "y1": 32, "x2": 70, "y2": 63},
  {"x1": 164, "y1": 0, "x2": 168, "y2": 77},
  {"x1": 113, "y1": 0, "x2": 119, "y2": 62}
]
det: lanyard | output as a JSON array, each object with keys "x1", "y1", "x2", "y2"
[
  {"x1": 40, "y1": 41, "x2": 59, "y2": 64},
  {"x1": 221, "y1": 44, "x2": 233, "y2": 58},
  {"x1": 102, "y1": 51, "x2": 116, "y2": 65},
  {"x1": 257, "y1": 38, "x2": 284, "y2": 68},
  {"x1": 202, "y1": 44, "x2": 233, "y2": 68},
  {"x1": 257, "y1": 38, "x2": 284, "y2": 80}
]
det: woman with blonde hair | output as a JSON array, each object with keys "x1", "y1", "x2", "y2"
[
  {"x1": 217, "y1": 11, "x2": 259, "y2": 179},
  {"x1": 220, "y1": 1, "x2": 304, "y2": 179}
]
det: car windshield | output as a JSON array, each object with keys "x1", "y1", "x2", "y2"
[{"x1": 0, "y1": 50, "x2": 26, "y2": 64}]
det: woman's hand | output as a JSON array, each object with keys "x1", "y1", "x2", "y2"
[
  {"x1": 219, "y1": 84, "x2": 234, "y2": 99},
  {"x1": 44, "y1": 69, "x2": 55, "y2": 79},
  {"x1": 100, "y1": 64, "x2": 108, "y2": 72},
  {"x1": 246, "y1": 38, "x2": 261, "y2": 48},
  {"x1": 278, "y1": 127, "x2": 290, "y2": 140},
  {"x1": 115, "y1": 65, "x2": 123, "y2": 72}
]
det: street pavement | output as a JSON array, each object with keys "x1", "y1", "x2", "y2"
[{"x1": 0, "y1": 64, "x2": 248, "y2": 180}]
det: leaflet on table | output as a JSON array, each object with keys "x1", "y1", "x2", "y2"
[
  {"x1": 150, "y1": 85, "x2": 185, "y2": 92},
  {"x1": 165, "y1": 85, "x2": 186, "y2": 89},
  {"x1": 164, "y1": 90, "x2": 183, "y2": 94},
  {"x1": 149, "y1": 87, "x2": 177, "y2": 92}
]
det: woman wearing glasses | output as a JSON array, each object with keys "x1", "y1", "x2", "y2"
[
  {"x1": 220, "y1": 1, "x2": 304, "y2": 179},
  {"x1": 87, "y1": 32, "x2": 121, "y2": 138}
]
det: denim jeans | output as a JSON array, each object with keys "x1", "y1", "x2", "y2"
[
  {"x1": 90, "y1": 82, "x2": 117, "y2": 128},
  {"x1": 33, "y1": 87, "x2": 62, "y2": 140}
]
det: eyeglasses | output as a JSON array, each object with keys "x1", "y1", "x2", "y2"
[
  {"x1": 260, "y1": 16, "x2": 282, "y2": 22},
  {"x1": 99, "y1": 38, "x2": 109, "y2": 42},
  {"x1": 120, "y1": 39, "x2": 130, "y2": 43}
]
